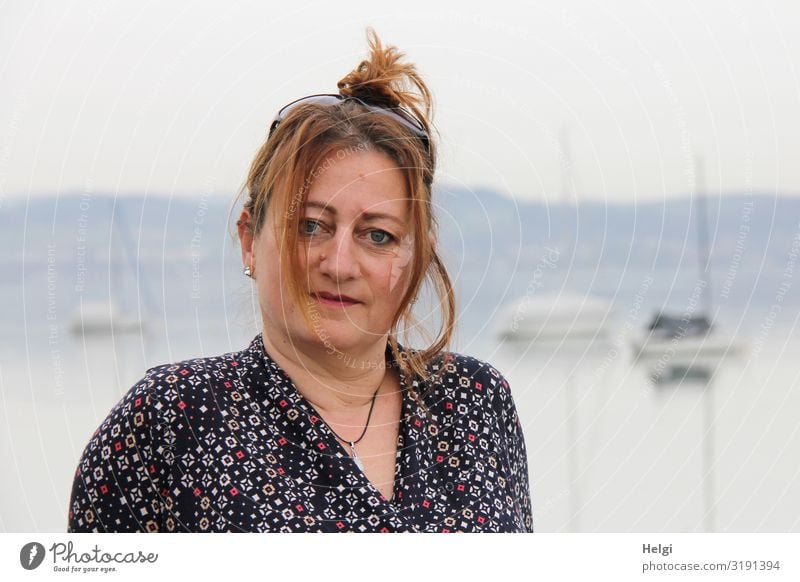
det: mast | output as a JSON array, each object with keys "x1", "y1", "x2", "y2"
[
  {"x1": 695, "y1": 155, "x2": 716, "y2": 531},
  {"x1": 560, "y1": 126, "x2": 581, "y2": 532},
  {"x1": 694, "y1": 156, "x2": 712, "y2": 317}
]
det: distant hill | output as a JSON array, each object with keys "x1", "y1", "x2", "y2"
[
  {"x1": 2, "y1": 188, "x2": 798, "y2": 345},
  {"x1": 434, "y1": 187, "x2": 799, "y2": 340}
]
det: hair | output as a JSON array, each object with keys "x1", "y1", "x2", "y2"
[{"x1": 240, "y1": 28, "x2": 455, "y2": 402}]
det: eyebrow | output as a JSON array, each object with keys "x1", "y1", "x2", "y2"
[{"x1": 303, "y1": 201, "x2": 405, "y2": 227}]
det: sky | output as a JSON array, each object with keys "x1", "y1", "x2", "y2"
[{"x1": 1, "y1": 0, "x2": 799, "y2": 203}]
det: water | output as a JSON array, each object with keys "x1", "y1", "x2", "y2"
[
  {"x1": 0, "y1": 318, "x2": 258, "y2": 532},
  {"x1": 489, "y1": 329, "x2": 800, "y2": 532},
  {"x1": 5, "y1": 193, "x2": 799, "y2": 531},
  {"x1": 2, "y1": 315, "x2": 798, "y2": 532}
]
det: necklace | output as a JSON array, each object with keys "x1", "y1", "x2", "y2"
[{"x1": 325, "y1": 378, "x2": 383, "y2": 472}]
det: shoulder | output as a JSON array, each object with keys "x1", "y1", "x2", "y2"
[
  {"x1": 100, "y1": 339, "x2": 260, "y2": 433},
  {"x1": 137, "y1": 338, "x2": 258, "y2": 399},
  {"x1": 435, "y1": 351, "x2": 510, "y2": 390},
  {"x1": 145, "y1": 341, "x2": 253, "y2": 382},
  {"x1": 95, "y1": 339, "x2": 258, "y2": 442},
  {"x1": 421, "y1": 350, "x2": 512, "y2": 410}
]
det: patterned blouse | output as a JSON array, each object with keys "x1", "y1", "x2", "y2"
[{"x1": 67, "y1": 334, "x2": 534, "y2": 532}]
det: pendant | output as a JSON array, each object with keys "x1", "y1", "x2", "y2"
[{"x1": 350, "y1": 442, "x2": 365, "y2": 472}]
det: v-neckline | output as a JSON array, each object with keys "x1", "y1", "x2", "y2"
[{"x1": 254, "y1": 335, "x2": 414, "y2": 507}]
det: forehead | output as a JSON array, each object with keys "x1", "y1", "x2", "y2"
[{"x1": 305, "y1": 149, "x2": 410, "y2": 217}]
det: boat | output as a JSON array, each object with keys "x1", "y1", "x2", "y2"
[
  {"x1": 497, "y1": 130, "x2": 615, "y2": 345},
  {"x1": 69, "y1": 199, "x2": 153, "y2": 337},
  {"x1": 633, "y1": 157, "x2": 742, "y2": 380},
  {"x1": 69, "y1": 300, "x2": 147, "y2": 335},
  {"x1": 634, "y1": 312, "x2": 741, "y2": 363},
  {"x1": 497, "y1": 292, "x2": 614, "y2": 343}
]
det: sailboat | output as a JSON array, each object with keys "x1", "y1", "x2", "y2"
[
  {"x1": 633, "y1": 157, "x2": 741, "y2": 379},
  {"x1": 69, "y1": 300, "x2": 146, "y2": 335},
  {"x1": 69, "y1": 199, "x2": 152, "y2": 336},
  {"x1": 497, "y1": 128, "x2": 614, "y2": 344},
  {"x1": 497, "y1": 292, "x2": 614, "y2": 342}
]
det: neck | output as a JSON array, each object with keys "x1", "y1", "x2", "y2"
[{"x1": 261, "y1": 330, "x2": 393, "y2": 414}]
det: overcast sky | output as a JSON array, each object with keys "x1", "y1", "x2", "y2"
[{"x1": 1, "y1": 0, "x2": 799, "y2": 203}]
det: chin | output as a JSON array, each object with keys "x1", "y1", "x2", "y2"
[
  {"x1": 307, "y1": 321, "x2": 382, "y2": 355},
  {"x1": 316, "y1": 328, "x2": 365, "y2": 354}
]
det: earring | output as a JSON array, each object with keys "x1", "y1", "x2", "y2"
[{"x1": 243, "y1": 265, "x2": 253, "y2": 278}]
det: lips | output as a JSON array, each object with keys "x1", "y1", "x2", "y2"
[{"x1": 311, "y1": 292, "x2": 361, "y2": 306}]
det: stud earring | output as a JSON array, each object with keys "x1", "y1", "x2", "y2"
[{"x1": 243, "y1": 265, "x2": 253, "y2": 278}]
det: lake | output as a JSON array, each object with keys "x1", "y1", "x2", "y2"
[{"x1": 2, "y1": 316, "x2": 797, "y2": 532}]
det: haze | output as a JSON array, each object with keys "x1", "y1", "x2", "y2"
[{"x1": 1, "y1": 0, "x2": 798, "y2": 203}]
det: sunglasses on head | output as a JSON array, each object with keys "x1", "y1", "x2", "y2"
[{"x1": 268, "y1": 93, "x2": 430, "y2": 154}]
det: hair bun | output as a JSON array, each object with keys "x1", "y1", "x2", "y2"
[{"x1": 337, "y1": 28, "x2": 433, "y2": 129}]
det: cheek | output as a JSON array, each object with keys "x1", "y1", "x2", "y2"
[
  {"x1": 255, "y1": 239, "x2": 293, "y2": 313},
  {"x1": 256, "y1": 256, "x2": 280, "y2": 311},
  {"x1": 296, "y1": 246, "x2": 312, "y2": 277},
  {"x1": 385, "y1": 244, "x2": 414, "y2": 297}
]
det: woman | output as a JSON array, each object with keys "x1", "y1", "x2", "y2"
[{"x1": 68, "y1": 30, "x2": 533, "y2": 533}]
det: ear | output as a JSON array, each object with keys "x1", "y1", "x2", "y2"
[{"x1": 238, "y1": 209, "x2": 256, "y2": 275}]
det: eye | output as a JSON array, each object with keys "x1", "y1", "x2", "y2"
[
  {"x1": 368, "y1": 230, "x2": 395, "y2": 245},
  {"x1": 300, "y1": 219, "x2": 322, "y2": 236}
]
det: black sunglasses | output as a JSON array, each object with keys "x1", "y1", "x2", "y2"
[{"x1": 268, "y1": 93, "x2": 430, "y2": 154}]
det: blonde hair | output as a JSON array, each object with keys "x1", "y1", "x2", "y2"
[{"x1": 241, "y1": 28, "x2": 455, "y2": 399}]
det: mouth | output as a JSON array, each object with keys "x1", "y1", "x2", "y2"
[{"x1": 310, "y1": 292, "x2": 361, "y2": 307}]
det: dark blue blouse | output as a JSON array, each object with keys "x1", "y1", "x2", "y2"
[{"x1": 68, "y1": 334, "x2": 533, "y2": 532}]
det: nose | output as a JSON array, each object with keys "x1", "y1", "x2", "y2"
[{"x1": 317, "y1": 232, "x2": 361, "y2": 281}]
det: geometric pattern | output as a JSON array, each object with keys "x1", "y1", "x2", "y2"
[{"x1": 68, "y1": 334, "x2": 534, "y2": 532}]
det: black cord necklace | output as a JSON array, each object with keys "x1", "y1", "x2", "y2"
[{"x1": 325, "y1": 379, "x2": 383, "y2": 472}]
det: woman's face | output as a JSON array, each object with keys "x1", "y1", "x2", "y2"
[{"x1": 243, "y1": 148, "x2": 414, "y2": 358}]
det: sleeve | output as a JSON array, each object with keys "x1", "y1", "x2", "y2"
[
  {"x1": 67, "y1": 371, "x2": 170, "y2": 532},
  {"x1": 492, "y1": 369, "x2": 534, "y2": 532}
]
